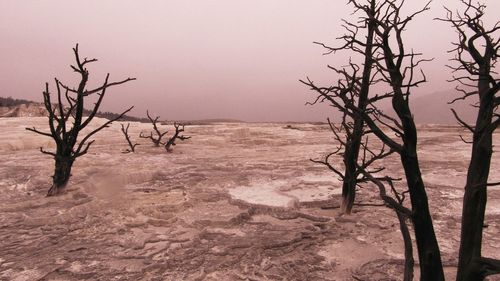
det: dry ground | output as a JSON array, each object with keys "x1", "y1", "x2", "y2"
[{"x1": 0, "y1": 117, "x2": 499, "y2": 281}]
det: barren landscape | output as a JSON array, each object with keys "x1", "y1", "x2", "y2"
[
  {"x1": 0, "y1": 117, "x2": 499, "y2": 280},
  {"x1": 0, "y1": 0, "x2": 498, "y2": 279}
]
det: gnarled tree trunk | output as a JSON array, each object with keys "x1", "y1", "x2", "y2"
[
  {"x1": 437, "y1": 2, "x2": 500, "y2": 279},
  {"x1": 456, "y1": 66, "x2": 498, "y2": 281},
  {"x1": 47, "y1": 154, "x2": 74, "y2": 196}
]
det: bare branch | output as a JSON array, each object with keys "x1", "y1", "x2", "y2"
[
  {"x1": 165, "y1": 122, "x2": 191, "y2": 152},
  {"x1": 26, "y1": 127, "x2": 53, "y2": 138},
  {"x1": 82, "y1": 77, "x2": 136, "y2": 97},
  {"x1": 39, "y1": 147, "x2": 56, "y2": 157},
  {"x1": 121, "y1": 123, "x2": 139, "y2": 153},
  {"x1": 140, "y1": 110, "x2": 169, "y2": 146},
  {"x1": 451, "y1": 108, "x2": 475, "y2": 133},
  {"x1": 75, "y1": 106, "x2": 134, "y2": 156},
  {"x1": 479, "y1": 257, "x2": 500, "y2": 277}
]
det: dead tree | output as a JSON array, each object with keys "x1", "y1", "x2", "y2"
[
  {"x1": 306, "y1": 0, "x2": 378, "y2": 215},
  {"x1": 438, "y1": 1, "x2": 500, "y2": 280},
  {"x1": 139, "y1": 110, "x2": 168, "y2": 146},
  {"x1": 121, "y1": 123, "x2": 139, "y2": 153},
  {"x1": 342, "y1": 128, "x2": 415, "y2": 281},
  {"x1": 307, "y1": 80, "x2": 414, "y2": 281},
  {"x1": 303, "y1": 1, "x2": 445, "y2": 280},
  {"x1": 304, "y1": 63, "x2": 415, "y2": 281},
  {"x1": 165, "y1": 122, "x2": 190, "y2": 152},
  {"x1": 26, "y1": 44, "x2": 135, "y2": 196},
  {"x1": 367, "y1": 2, "x2": 445, "y2": 279}
]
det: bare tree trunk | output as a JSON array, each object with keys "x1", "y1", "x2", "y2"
[
  {"x1": 47, "y1": 154, "x2": 74, "y2": 196},
  {"x1": 457, "y1": 76, "x2": 497, "y2": 281},
  {"x1": 397, "y1": 212, "x2": 414, "y2": 281},
  {"x1": 341, "y1": 1, "x2": 376, "y2": 214},
  {"x1": 395, "y1": 92, "x2": 444, "y2": 281},
  {"x1": 436, "y1": 2, "x2": 500, "y2": 279},
  {"x1": 400, "y1": 152, "x2": 443, "y2": 280}
]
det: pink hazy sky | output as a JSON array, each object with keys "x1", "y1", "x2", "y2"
[{"x1": 1, "y1": 0, "x2": 499, "y2": 122}]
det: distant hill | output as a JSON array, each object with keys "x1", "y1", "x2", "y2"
[
  {"x1": 380, "y1": 89, "x2": 478, "y2": 125},
  {"x1": 0, "y1": 97, "x2": 51, "y2": 117},
  {"x1": 0, "y1": 96, "x2": 148, "y2": 122},
  {"x1": 2, "y1": 91, "x2": 481, "y2": 125},
  {"x1": 0, "y1": 96, "x2": 33, "y2": 107}
]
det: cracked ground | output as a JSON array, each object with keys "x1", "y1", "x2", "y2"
[{"x1": 0, "y1": 118, "x2": 499, "y2": 280}]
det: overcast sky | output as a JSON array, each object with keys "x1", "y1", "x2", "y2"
[{"x1": 1, "y1": 0, "x2": 499, "y2": 122}]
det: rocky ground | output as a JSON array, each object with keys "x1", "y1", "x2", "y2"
[{"x1": 0, "y1": 117, "x2": 499, "y2": 281}]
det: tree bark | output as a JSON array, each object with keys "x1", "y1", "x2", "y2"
[
  {"x1": 435, "y1": 4, "x2": 500, "y2": 278},
  {"x1": 381, "y1": 29, "x2": 445, "y2": 278},
  {"x1": 397, "y1": 212, "x2": 414, "y2": 281},
  {"x1": 401, "y1": 152, "x2": 444, "y2": 281},
  {"x1": 456, "y1": 71, "x2": 496, "y2": 281},
  {"x1": 394, "y1": 89, "x2": 444, "y2": 281},
  {"x1": 340, "y1": 2, "x2": 376, "y2": 214},
  {"x1": 47, "y1": 154, "x2": 74, "y2": 196}
]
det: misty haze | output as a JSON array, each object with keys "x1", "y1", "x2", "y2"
[{"x1": 0, "y1": 1, "x2": 499, "y2": 281}]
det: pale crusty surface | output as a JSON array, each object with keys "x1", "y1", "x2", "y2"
[{"x1": 0, "y1": 117, "x2": 499, "y2": 280}]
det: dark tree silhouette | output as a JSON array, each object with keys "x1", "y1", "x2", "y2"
[
  {"x1": 438, "y1": 1, "x2": 500, "y2": 280},
  {"x1": 314, "y1": 117, "x2": 415, "y2": 280},
  {"x1": 304, "y1": 63, "x2": 416, "y2": 281},
  {"x1": 139, "y1": 110, "x2": 169, "y2": 146},
  {"x1": 303, "y1": 1, "x2": 445, "y2": 280},
  {"x1": 26, "y1": 44, "x2": 135, "y2": 196},
  {"x1": 121, "y1": 123, "x2": 139, "y2": 153},
  {"x1": 304, "y1": 0, "x2": 378, "y2": 215},
  {"x1": 165, "y1": 122, "x2": 190, "y2": 152},
  {"x1": 364, "y1": 2, "x2": 445, "y2": 279}
]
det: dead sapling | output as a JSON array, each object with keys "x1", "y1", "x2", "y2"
[
  {"x1": 139, "y1": 110, "x2": 169, "y2": 146},
  {"x1": 121, "y1": 123, "x2": 139, "y2": 153},
  {"x1": 303, "y1": 0, "x2": 378, "y2": 215},
  {"x1": 165, "y1": 122, "x2": 191, "y2": 152},
  {"x1": 26, "y1": 44, "x2": 135, "y2": 196}
]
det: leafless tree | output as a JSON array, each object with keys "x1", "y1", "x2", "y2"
[
  {"x1": 121, "y1": 123, "x2": 139, "y2": 153},
  {"x1": 305, "y1": 67, "x2": 416, "y2": 280},
  {"x1": 303, "y1": 1, "x2": 445, "y2": 280},
  {"x1": 139, "y1": 110, "x2": 169, "y2": 146},
  {"x1": 303, "y1": 0, "x2": 378, "y2": 215},
  {"x1": 316, "y1": 117, "x2": 415, "y2": 280},
  {"x1": 363, "y1": 2, "x2": 445, "y2": 279},
  {"x1": 438, "y1": 1, "x2": 500, "y2": 280},
  {"x1": 26, "y1": 44, "x2": 135, "y2": 196},
  {"x1": 165, "y1": 122, "x2": 190, "y2": 152}
]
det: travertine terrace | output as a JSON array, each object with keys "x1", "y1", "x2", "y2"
[{"x1": 0, "y1": 117, "x2": 499, "y2": 280}]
